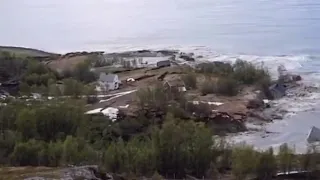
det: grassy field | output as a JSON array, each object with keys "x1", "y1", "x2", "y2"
[{"x1": 0, "y1": 166, "x2": 63, "y2": 180}]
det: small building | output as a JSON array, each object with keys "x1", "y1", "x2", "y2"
[
  {"x1": 163, "y1": 79, "x2": 187, "y2": 93},
  {"x1": 269, "y1": 83, "x2": 286, "y2": 99},
  {"x1": 307, "y1": 126, "x2": 320, "y2": 143},
  {"x1": 98, "y1": 73, "x2": 121, "y2": 91},
  {"x1": 156, "y1": 60, "x2": 171, "y2": 68}
]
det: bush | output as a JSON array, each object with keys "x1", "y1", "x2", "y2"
[
  {"x1": 200, "y1": 78, "x2": 238, "y2": 96},
  {"x1": 181, "y1": 73, "x2": 197, "y2": 90},
  {"x1": 231, "y1": 143, "x2": 258, "y2": 180},
  {"x1": 278, "y1": 143, "x2": 295, "y2": 174},
  {"x1": 72, "y1": 61, "x2": 97, "y2": 83},
  {"x1": 215, "y1": 77, "x2": 238, "y2": 96},
  {"x1": 232, "y1": 60, "x2": 270, "y2": 85},
  {"x1": 255, "y1": 147, "x2": 277, "y2": 180},
  {"x1": 200, "y1": 79, "x2": 216, "y2": 95},
  {"x1": 103, "y1": 118, "x2": 216, "y2": 179},
  {"x1": 10, "y1": 139, "x2": 46, "y2": 166},
  {"x1": 257, "y1": 76, "x2": 273, "y2": 99},
  {"x1": 196, "y1": 62, "x2": 233, "y2": 76},
  {"x1": 136, "y1": 83, "x2": 174, "y2": 112}
]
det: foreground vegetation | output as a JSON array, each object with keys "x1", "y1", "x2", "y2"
[
  {"x1": 0, "y1": 51, "x2": 319, "y2": 179},
  {"x1": 0, "y1": 97, "x2": 319, "y2": 179}
]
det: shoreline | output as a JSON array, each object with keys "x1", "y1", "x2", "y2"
[{"x1": 228, "y1": 80, "x2": 320, "y2": 153}]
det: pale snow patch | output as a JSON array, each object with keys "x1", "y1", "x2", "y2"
[
  {"x1": 85, "y1": 107, "x2": 119, "y2": 121},
  {"x1": 85, "y1": 108, "x2": 103, "y2": 115},
  {"x1": 101, "y1": 107, "x2": 119, "y2": 121},
  {"x1": 208, "y1": 101, "x2": 224, "y2": 106},
  {"x1": 119, "y1": 104, "x2": 129, "y2": 108},
  {"x1": 99, "y1": 90, "x2": 137, "y2": 103},
  {"x1": 192, "y1": 101, "x2": 224, "y2": 106}
]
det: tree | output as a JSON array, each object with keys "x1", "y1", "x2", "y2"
[
  {"x1": 48, "y1": 84, "x2": 62, "y2": 97},
  {"x1": 72, "y1": 61, "x2": 97, "y2": 83},
  {"x1": 231, "y1": 143, "x2": 258, "y2": 180},
  {"x1": 63, "y1": 78, "x2": 83, "y2": 97},
  {"x1": 15, "y1": 109, "x2": 37, "y2": 140},
  {"x1": 24, "y1": 73, "x2": 39, "y2": 85},
  {"x1": 47, "y1": 141, "x2": 63, "y2": 166},
  {"x1": 19, "y1": 82, "x2": 30, "y2": 95},
  {"x1": 83, "y1": 84, "x2": 97, "y2": 97},
  {"x1": 299, "y1": 145, "x2": 320, "y2": 178},
  {"x1": 10, "y1": 139, "x2": 46, "y2": 166},
  {"x1": 26, "y1": 60, "x2": 48, "y2": 75},
  {"x1": 278, "y1": 143, "x2": 295, "y2": 174},
  {"x1": 0, "y1": 130, "x2": 17, "y2": 164},
  {"x1": 255, "y1": 147, "x2": 277, "y2": 180},
  {"x1": 152, "y1": 117, "x2": 214, "y2": 178},
  {"x1": 62, "y1": 136, "x2": 79, "y2": 164},
  {"x1": 62, "y1": 136, "x2": 97, "y2": 165},
  {"x1": 135, "y1": 84, "x2": 170, "y2": 112}
]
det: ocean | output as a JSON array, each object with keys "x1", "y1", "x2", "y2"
[{"x1": 1, "y1": 0, "x2": 320, "y2": 152}]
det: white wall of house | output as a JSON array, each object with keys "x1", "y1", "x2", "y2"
[
  {"x1": 97, "y1": 73, "x2": 121, "y2": 91},
  {"x1": 107, "y1": 82, "x2": 119, "y2": 90}
]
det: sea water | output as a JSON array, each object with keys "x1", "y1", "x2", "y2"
[{"x1": 1, "y1": 0, "x2": 320, "y2": 152}]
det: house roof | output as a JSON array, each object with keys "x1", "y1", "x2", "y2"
[
  {"x1": 307, "y1": 126, "x2": 320, "y2": 143},
  {"x1": 99, "y1": 73, "x2": 117, "y2": 82}
]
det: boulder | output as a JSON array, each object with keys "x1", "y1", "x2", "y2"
[
  {"x1": 292, "y1": 74, "x2": 302, "y2": 81},
  {"x1": 179, "y1": 53, "x2": 195, "y2": 61},
  {"x1": 246, "y1": 99, "x2": 264, "y2": 109}
]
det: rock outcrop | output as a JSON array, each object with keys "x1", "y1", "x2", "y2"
[{"x1": 23, "y1": 165, "x2": 110, "y2": 180}]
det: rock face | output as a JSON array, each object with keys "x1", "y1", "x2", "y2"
[
  {"x1": 104, "y1": 49, "x2": 178, "y2": 58},
  {"x1": 61, "y1": 165, "x2": 101, "y2": 180},
  {"x1": 23, "y1": 165, "x2": 109, "y2": 180},
  {"x1": 179, "y1": 53, "x2": 195, "y2": 62}
]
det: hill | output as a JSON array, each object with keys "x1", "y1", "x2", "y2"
[{"x1": 0, "y1": 46, "x2": 59, "y2": 57}]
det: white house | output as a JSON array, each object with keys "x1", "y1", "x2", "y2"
[{"x1": 98, "y1": 73, "x2": 121, "y2": 91}]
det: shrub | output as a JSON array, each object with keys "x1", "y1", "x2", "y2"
[
  {"x1": 231, "y1": 143, "x2": 258, "y2": 180},
  {"x1": 10, "y1": 139, "x2": 46, "y2": 166},
  {"x1": 299, "y1": 145, "x2": 320, "y2": 171},
  {"x1": 200, "y1": 78, "x2": 238, "y2": 96},
  {"x1": 185, "y1": 102, "x2": 212, "y2": 118},
  {"x1": 200, "y1": 79, "x2": 216, "y2": 95},
  {"x1": 215, "y1": 77, "x2": 238, "y2": 96},
  {"x1": 103, "y1": 118, "x2": 215, "y2": 179},
  {"x1": 181, "y1": 73, "x2": 197, "y2": 90},
  {"x1": 278, "y1": 143, "x2": 295, "y2": 174},
  {"x1": 232, "y1": 60, "x2": 270, "y2": 85},
  {"x1": 73, "y1": 61, "x2": 97, "y2": 83},
  {"x1": 196, "y1": 62, "x2": 233, "y2": 76},
  {"x1": 257, "y1": 76, "x2": 273, "y2": 99},
  {"x1": 136, "y1": 84, "x2": 169, "y2": 111},
  {"x1": 255, "y1": 147, "x2": 277, "y2": 180}
]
